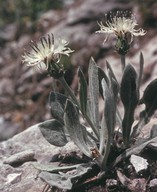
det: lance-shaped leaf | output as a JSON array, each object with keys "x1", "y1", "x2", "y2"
[
  {"x1": 39, "y1": 119, "x2": 68, "y2": 147},
  {"x1": 64, "y1": 99, "x2": 92, "y2": 158},
  {"x1": 49, "y1": 92, "x2": 68, "y2": 123},
  {"x1": 141, "y1": 78, "x2": 157, "y2": 117},
  {"x1": 106, "y1": 61, "x2": 120, "y2": 90},
  {"x1": 137, "y1": 52, "x2": 144, "y2": 97},
  {"x1": 88, "y1": 57, "x2": 100, "y2": 131},
  {"x1": 120, "y1": 64, "x2": 138, "y2": 147},
  {"x1": 113, "y1": 128, "x2": 157, "y2": 167},
  {"x1": 98, "y1": 66, "x2": 109, "y2": 98},
  {"x1": 78, "y1": 67, "x2": 87, "y2": 115},
  {"x1": 106, "y1": 61, "x2": 122, "y2": 127},
  {"x1": 39, "y1": 163, "x2": 92, "y2": 190},
  {"x1": 131, "y1": 79, "x2": 157, "y2": 139},
  {"x1": 100, "y1": 79, "x2": 116, "y2": 168}
]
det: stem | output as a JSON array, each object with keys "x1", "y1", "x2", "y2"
[
  {"x1": 101, "y1": 136, "x2": 112, "y2": 170},
  {"x1": 59, "y1": 76, "x2": 99, "y2": 139},
  {"x1": 120, "y1": 54, "x2": 126, "y2": 71},
  {"x1": 59, "y1": 76, "x2": 80, "y2": 107}
]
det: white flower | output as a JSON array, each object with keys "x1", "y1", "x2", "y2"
[
  {"x1": 22, "y1": 33, "x2": 74, "y2": 71},
  {"x1": 96, "y1": 11, "x2": 146, "y2": 43}
]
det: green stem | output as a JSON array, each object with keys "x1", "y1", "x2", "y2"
[{"x1": 59, "y1": 76, "x2": 99, "y2": 139}]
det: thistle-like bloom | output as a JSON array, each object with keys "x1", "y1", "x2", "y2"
[
  {"x1": 22, "y1": 33, "x2": 73, "y2": 72},
  {"x1": 96, "y1": 11, "x2": 146, "y2": 42}
]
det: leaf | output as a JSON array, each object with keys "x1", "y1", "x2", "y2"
[
  {"x1": 142, "y1": 78, "x2": 157, "y2": 117},
  {"x1": 64, "y1": 99, "x2": 92, "y2": 157},
  {"x1": 106, "y1": 61, "x2": 120, "y2": 91},
  {"x1": 100, "y1": 79, "x2": 116, "y2": 169},
  {"x1": 113, "y1": 134, "x2": 157, "y2": 167},
  {"x1": 49, "y1": 91, "x2": 68, "y2": 123},
  {"x1": 39, "y1": 163, "x2": 92, "y2": 190},
  {"x1": 33, "y1": 162, "x2": 83, "y2": 172},
  {"x1": 98, "y1": 66, "x2": 109, "y2": 98},
  {"x1": 137, "y1": 52, "x2": 144, "y2": 96},
  {"x1": 120, "y1": 64, "x2": 138, "y2": 146},
  {"x1": 39, "y1": 119, "x2": 68, "y2": 147},
  {"x1": 88, "y1": 57, "x2": 100, "y2": 131},
  {"x1": 39, "y1": 172, "x2": 73, "y2": 190},
  {"x1": 78, "y1": 67, "x2": 87, "y2": 115}
]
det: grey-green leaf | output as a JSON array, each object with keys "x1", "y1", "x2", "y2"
[
  {"x1": 78, "y1": 67, "x2": 87, "y2": 115},
  {"x1": 39, "y1": 172, "x2": 73, "y2": 190},
  {"x1": 64, "y1": 99, "x2": 92, "y2": 157},
  {"x1": 113, "y1": 132, "x2": 157, "y2": 167},
  {"x1": 39, "y1": 119, "x2": 68, "y2": 147},
  {"x1": 49, "y1": 91, "x2": 68, "y2": 123},
  {"x1": 98, "y1": 66, "x2": 109, "y2": 98},
  {"x1": 100, "y1": 79, "x2": 116, "y2": 168},
  {"x1": 137, "y1": 52, "x2": 144, "y2": 96},
  {"x1": 142, "y1": 78, "x2": 157, "y2": 117},
  {"x1": 88, "y1": 57, "x2": 100, "y2": 131},
  {"x1": 33, "y1": 162, "x2": 83, "y2": 173},
  {"x1": 120, "y1": 64, "x2": 138, "y2": 146},
  {"x1": 39, "y1": 163, "x2": 92, "y2": 190}
]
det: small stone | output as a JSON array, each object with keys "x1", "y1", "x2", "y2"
[
  {"x1": 3, "y1": 150, "x2": 35, "y2": 165},
  {"x1": 6, "y1": 173, "x2": 22, "y2": 185},
  {"x1": 150, "y1": 178, "x2": 157, "y2": 188},
  {"x1": 130, "y1": 154, "x2": 148, "y2": 173}
]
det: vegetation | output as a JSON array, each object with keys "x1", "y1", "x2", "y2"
[{"x1": 0, "y1": 0, "x2": 63, "y2": 26}]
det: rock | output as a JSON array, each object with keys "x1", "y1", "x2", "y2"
[
  {"x1": 149, "y1": 178, "x2": 157, "y2": 192},
  {"x1": 0, "y1": 124, "x2": 81, "y2": 192},
  {"x1": 0, "y1": 118, "x2": 21, "y2": 141},
  {"x1": 3, "y1": 150, "x2": 35, "y2": 166},
  {"x1": 67, "y1": 0, "x2": 131, "y2": 25},
  {"x1": 0, "y1": 78, "x2": 14, "y2": 96},
  {"x1": 0, "y1": 23, "x2": 18, "y2": 42},
  {"x1": 130, "y1": 155, "x2": 148, "y2": 173}
]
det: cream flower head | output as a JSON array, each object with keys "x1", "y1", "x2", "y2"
[
  {"x1": 22, "y1": 33, "x2": 74, "y2": 71},
  {"x1": 96, "y1": 11, "x2": 146, "y2": 43}
]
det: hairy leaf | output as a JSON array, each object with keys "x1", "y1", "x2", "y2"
[
  {"x1": 120, "y1": 64, "x2": 138, "y2": 146},
  {"x1": 100, "y1": 79, "x2": 116, "y2": 168},
  {"x1": 78, "y1": 67, "x2": 87, "y2": 115},
  {"x1": 33, "y1": 162, "x2": 83, "y2": 172},
  {"x1": 142, "y1": 79, "x2": 157, "y2": 117},
  {"x1": 88, "y1": 57, "x2": 100, "y2": 131},
  {"x1": 49, "y1": 92, "x2": 68, "y2": 123},
  {"x1": 98, "y1": 67, "x2": 109, "y2": 98},
  {"x1": 39, "y1": 119, "x2": 68, "y2": 147},
  {"x1": 64, "y1": 99, "x2": 92, "y2": 157},
  {"x1": 137, "y1": 52, "x2": 144, "y2": 96},
  {"x1": 106, "y1": 61, "x2": 120, "y2": 91},
  {"x1": 39, "y1": 163, "x2": 92, "y2": 190},
  {"x1": 39, "y1": 172, "x2": 72, "y2": 190},
  {"x1": 113, "y1": 132, "x2": 157, "y2": 167}
]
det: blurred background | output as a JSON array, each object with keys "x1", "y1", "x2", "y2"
[{"x1": 0, "y1": 0, "x2": 157, "y2": 141}]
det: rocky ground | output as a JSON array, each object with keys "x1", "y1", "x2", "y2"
[{"x1": 1, "y1": 0, "x2": 157, "y2": 191}]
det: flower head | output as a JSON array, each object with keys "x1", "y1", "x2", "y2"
[
  {"x1": 96, "y1": 11, "x2": 146, "y2": 55},
  {"x1": 96, "y1": 11, "x2": 146, "y2": 41},
  {"x1": 22, "y1": 33, "x2": 73, "y2": 76}
]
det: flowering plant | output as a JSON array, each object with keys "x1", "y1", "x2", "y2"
[{"x1": 23, "y1": 11, "x2": 157, "y2": 191}]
